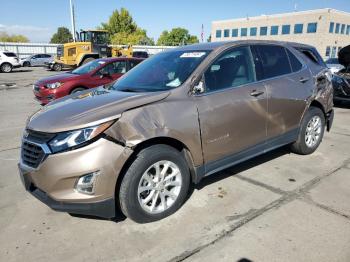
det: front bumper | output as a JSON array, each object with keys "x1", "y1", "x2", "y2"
[{"x1": 18, "y1": 137, "x2": 132, "y2": 218}]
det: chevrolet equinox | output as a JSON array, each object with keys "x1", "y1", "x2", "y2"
[{"x1": 19, "y1": 41, "x2": 334, "y2": 223}]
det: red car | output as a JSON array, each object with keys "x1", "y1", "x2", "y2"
[{"x1": 33, "y1": 57, "x2": 144, "y2": 105}]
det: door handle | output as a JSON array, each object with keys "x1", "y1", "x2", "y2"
[
  {"x1": 250, "y1": 90, "x2": 264, "y2": 97},
  {"x1": 299, "y1": 77, "x2": 310, "y2": 83}
]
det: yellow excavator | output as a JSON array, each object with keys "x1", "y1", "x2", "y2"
[{"x1": 48, "y1": 29, "x2": 133, "y2": 71}]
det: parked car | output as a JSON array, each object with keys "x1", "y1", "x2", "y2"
[
  {"x1": 33, "y1": 57, "x2": 144, "y2": 105},
  {"x1": 0, "y1": 51, "x2": 21, "y2": 73},
  {"x1": 325, "y1": 58, "x2": 344, "y2": 74},
  {"x1": 19, "y1": 41, "x2": 334, "y2": 223},
  {"x1": 20, "y1": 54, "x2": 54, "y2": 67},
  {"x1": 332, "y1": 45, "x2": 350, "y2": 102},
  {"x1": 133, "y1": 51, "x2": 149, "y2": 58}
]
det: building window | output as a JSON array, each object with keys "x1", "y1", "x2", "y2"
[
  {"x1": 232, "y1": 29, "x2": 238, "y2": 37},
  {"x1": 271, "y1": 26, "x2": 279, "y2": 35},
  {"x1": 224, "y1": 29, "x2": 230, "y2": 37},
  {"x1": 307, "y1": 23, "x2": 317, "y2": 33},
  {"x1": 331, "y1": 46, "x2": 337, "y2": 58},
  {"x1": 325, "y1": 46, "x2": 330, "y2": 57},
  {"x1": 260, "y1": 26, "x2": 268, "y2": 36},
  {"x1": 216, "y1": 30, "x2": 222, "y2": 38},
  {"x1": 341, "y1": 24, "x2": 345, "y2": 34},
  {"x1": 250, "y1": 27, "x2": 257, "y2": 36},
  {"x1": 282, "y1": 25, "x2": 290, "y2": 35},
  {"x1": 335, "y1": 23, "x2": 340, "y2": 33},
  {"x1": 329, "y1": 22, "x2": 334, "y2": 33},
  {"x1": 347, "y1": 25, "x2": 350, "y2": 35},
  {"x1": 294, "y1": 24, "x2": 303, "y2": 34},
  {"x1": 241, "y1": 28, "x2": 248, "y2": 36}
]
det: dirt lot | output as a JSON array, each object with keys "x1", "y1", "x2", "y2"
[{"x1": 0, "y1": 67, "x2": 350, "y2": 262}]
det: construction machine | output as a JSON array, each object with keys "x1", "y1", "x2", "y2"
[{"x1": 48, "y1": 30, "x2": 133, "y2": 71}]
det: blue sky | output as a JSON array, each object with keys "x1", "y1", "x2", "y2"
[{"x1": 1, "y1": 0, "x2": 349, "y2": 42}]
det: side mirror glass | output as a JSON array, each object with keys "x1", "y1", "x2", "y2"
[{"x1": 193, "y1": 79, "x2": 205, "y2": 94}]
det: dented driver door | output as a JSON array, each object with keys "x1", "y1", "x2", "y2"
[{"x1": 194, "y1": 46, "x2": 268, "y2": 175}]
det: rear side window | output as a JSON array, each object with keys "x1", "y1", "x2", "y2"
[
  {"x1": 286, "y1": 49, "x2": 303, "y2": 72},
  {"x1": 256, "y1": 45, "x2": 291, "y2": 79},
  {"x1": 130, "y1": 60, "x2": 141, "y2": 69},
  {"x1": 3, "y1": 52, "x2": 17, "y2": 57},
  {"x1": 295, "y1": 48, "x2": 325, "y2": 66}
]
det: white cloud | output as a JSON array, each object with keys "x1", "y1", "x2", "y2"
[{"x1": 0, "y1": 24, "x2": 53, "y2": 43}]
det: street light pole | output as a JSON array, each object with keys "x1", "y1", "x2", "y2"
[{"x1": 69, "y1": 0, "x2": 76, "y2": 42}]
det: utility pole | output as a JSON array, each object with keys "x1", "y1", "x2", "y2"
[{"x1": 70, "y1": 0, "x2": 76, "y2": 42}]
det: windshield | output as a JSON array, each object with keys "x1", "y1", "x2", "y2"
[
  {"x1": 72, "y1": 60, "x2": 106, "y2": 75},
  {"x1": 111, "y1": 50, "x2": 210, "y2": 92},
  {"x1": 326, "y1": 58, "x2": 339, "y2": 64}
]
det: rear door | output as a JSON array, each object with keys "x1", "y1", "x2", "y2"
[
  {"x1": 194, "y1": 45, "x2": 268, "y2": 174},
  {"x1": 253, "y1": 44, "x2": 312, "y2": 141}
]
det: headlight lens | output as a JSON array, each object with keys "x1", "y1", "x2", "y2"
[
  {"x1": 46, "y1": 82, "x2": 63, "y2": 89},
  {"x1": 48, "y1": 121, "x2": 114, "y2": 153}
]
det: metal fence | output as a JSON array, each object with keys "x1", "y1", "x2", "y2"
[{"x1": 0, "y1": 42, "x2": 175, "y2": 58}]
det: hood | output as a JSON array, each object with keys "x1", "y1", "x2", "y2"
[
  {"x1": 36, "y1": 73, "x2": 78, "y2": 84},
  {"x1": 338, "y1": 45, "x2": 350, "y2": 68},
  {"x1": 27, "y1": 87, "x2": 170, "y2": 133}
]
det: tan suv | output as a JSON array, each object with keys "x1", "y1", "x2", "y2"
[{"x1": 19, "y1": 41, "x2": 334, "y2": 223}]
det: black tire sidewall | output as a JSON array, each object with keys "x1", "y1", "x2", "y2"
[
  {"x1": 298, "y1": 107, "x2": 325, "y2": 154},
  {"x1": 119, "y1": 145, "x2": 190, "y2": 223},
  {"x1": 53, "y1": 64, "x2": 62, "y2": 71}
]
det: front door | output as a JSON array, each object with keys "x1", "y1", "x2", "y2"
[{"x1": 194, "y1": 46, "x2": 268, "y2": 175}]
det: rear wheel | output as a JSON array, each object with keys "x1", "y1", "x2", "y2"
[
  {"x1": 291, "y1": 107, "x2": 325, "y2": 155},
  {"x1": 119, "y1": 145, "x2": 190, "y2": 223},
  {"x1": 1, "y1": 63, "x2": 12, "y2": 73},
  {"x1": 52, "y1": 63, "x2": 62, "y2": 71}
]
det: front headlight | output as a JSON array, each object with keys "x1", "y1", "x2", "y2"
[
  {"x1": 48, "y1": 121, "x2": 114, "y2": 153},
  {"x1": 46, "y1": 82, "x2": 63, "y2": 89}
]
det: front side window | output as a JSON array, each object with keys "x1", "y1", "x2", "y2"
[
  {"x1": 282, "y1": 25, "x2": 290, "y2": 35},
  {"x1": 129, "y1": 59, "x2": 141, "y2": 69},
  {"x1": 112, "y1": 50, "x2": 210, "y2": 92},
  {"x1": 256, "y1": 45, "x2": 291, "y2": 79},
  {"x1": 99, "y1": 61, "x2": 127, "y2": 75},
  {"x1": 224, "y1": 29, "x2": 230, "y2": 37},
  {"x1": 204, "y1": 46, "x2": 256, "y2": 92},
  {"x1": 260, "y1": 27, "x2": 268, "y2": 36},
  {"x1": 307, "y1": 23, "x2": 317, "y2": 33},
  {"x1": 250, "y1": 27, "x2": 257, "y2": 36},
  {"x1": 232, "y1": 29, "x2": 238, "y2": 37},
  {"x1": 329, "y1": 22, "x2": 334, "y2": 33},
  {"x1": 241, "y1": 28, "x2": 248, "y2": 37},
  {"x1": 294, "y1": 24, "x2": 303, "y2": 34},
  {"x1": 271, "y1": 26, "x2": 279, "y2": 35},
  {"x1": 216, "y1": 30, "x2": 222, "y2": 38}
]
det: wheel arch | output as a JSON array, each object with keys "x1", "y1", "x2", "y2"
[
  {"x1": 78, "y1": 54, "x2": 99, "y2": 66},
  {"x1": 69, "y1": 86, "x2": 88, "y2": 94}
]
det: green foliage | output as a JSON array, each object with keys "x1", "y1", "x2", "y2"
[
  {"x1": 156, "y1": 27, "x2": 199, "y2": 46},
  {"x1": 101, "y1": 8, "x2": 153, "y2": 45},
  {"x1": 0, "y1": 32, "x2": 29, "y2": 43},
  {"x1": 50, "y1": 27, "x2": 73, "y2": 44}
]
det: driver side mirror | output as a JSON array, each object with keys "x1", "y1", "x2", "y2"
[
  {"x1": 192, "y1": 78, "x2": 205, "y2": 94},
  {"x1": 100, "y1": 72, "x2": 111, "y2": 79}
]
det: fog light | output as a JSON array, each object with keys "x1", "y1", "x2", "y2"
[{"x1": 75, "y1": 171, "x2": 100, "y2": 195}]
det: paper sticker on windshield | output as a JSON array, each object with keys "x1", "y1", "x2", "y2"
[
  {"x1": 98, "y1": 61, "x2": 106, "y2": 64},
  {"x1": 180, "y1": 52, "x2": 206, "y2": 58}
]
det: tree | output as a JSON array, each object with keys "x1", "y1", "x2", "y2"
[
  {"x1": 50, "y1": 27, "x2": 73, "y2": 44},
  {"x1": 100, "y1": 8, "x2": 153, "y2": 45},
  {"x1": 156, "y1": 28, "x2": 199, "y2": 46},
  {"x1": 0, "y1": 32, "x2": 29, "y2": 42}
]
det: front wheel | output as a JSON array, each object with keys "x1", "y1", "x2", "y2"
[
  {"x1": 291, "y1": 107, "x2": 325, "y2": 155},
  {"x1": 119, "y1": 145, "x2": 190, "y2": 223}
]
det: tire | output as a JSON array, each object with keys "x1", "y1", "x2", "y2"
[
  {"x1": 70, "y1": 87, "x2": 86, "y2": 94},
  {"x1": 1, "y1": 63, "x2": 13, "y2": 73},
  {"x1": 81, "y1": 57, "x2": 95, "y2": 65},
  {"x1": 52, "y1": 63, "x2": 62, "y2": 71},
  {"x1": 23, "y1": 61, "x2": 31, "y2": 67},
  {"x1": 291, "y1": 107, "x2": 325, "y2": 155},
  {"x1": 119, "y1": 145, "x2": 190, "y2": 223}
]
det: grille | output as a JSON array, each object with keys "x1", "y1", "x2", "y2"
[
  {"x1": 21, "y1": 141, "x2": 46, "y2": 168},
  {"x1": 26, "y1": 129, "x2": 55, "y2": 144}
]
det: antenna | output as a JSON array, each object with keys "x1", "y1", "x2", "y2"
[
  {"x1": 70, "y1": 0, "x2": 76, "y2": 42},
  {"x1": 294, "y1": 2, "x2": 298, "y2": 12}
]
